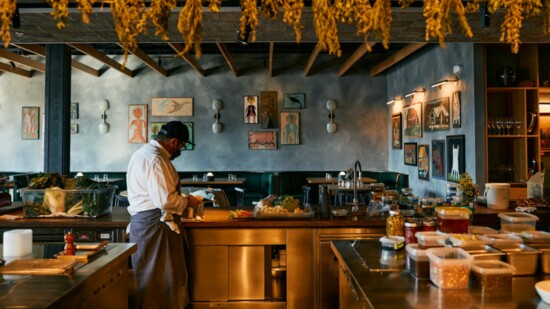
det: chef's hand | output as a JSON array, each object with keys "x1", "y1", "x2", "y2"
[{"x1": 187, "y1": 195, "x2": 204, "y2": 208}]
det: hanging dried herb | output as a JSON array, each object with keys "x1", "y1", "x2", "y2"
[
  {"x1": 282, "y1": 0, "x2": 304, "y2": 42},
  {"x1": 0, "y1": 0, "x2": 16, "y2": 47},
  {"x1": 48, "y1": 0, "x2": 69, "y2": 29},
  {"x1": 262, "y1": 0, "x2": 283, "y2": 19},
  {"x1": 239, "y1": 0, "x2": 259, "y2": 43},
  {"x1": 208, "y1": 0, "x2": 221, "y2": 12},
  {"x1": 177, "y1": 0, "x2": 203, "y2": 57},
  {"x1": 76, "y1": 0, "x2": 95, "y2": 24},
  {"x1": 111, "y1": 0, "x2": 146, "y2": 66},
  {"x1": 313, "y1": 0, "x2": 341, "y2": 57},
  {"x1": 147, "y1": 0, "x2": 176, "y2": 41}
]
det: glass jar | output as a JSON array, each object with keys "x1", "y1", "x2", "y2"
[
  {"x1": 386, "y1": 210, "x2": 404, "y2": 237},
  {"x1": 404, "y1": 219, "x2": 420, "y2": 244},
  {"x1": 435, "y1": 207, "x2": 471, "y2": 233},
  {"x1": 422, "y1": 218, "x2": 436, "y2": 232}
]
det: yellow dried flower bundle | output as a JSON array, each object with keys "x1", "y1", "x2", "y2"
[
  {"x1": 146, "y1": 0, "x2": 176, "y2": 41},
  {"x1": 239, "y1": 0, "x2": 259, "y2": 44},
  {"x1": 208, "y1": 0, "x2": 221, "y2": 13},
  {"x1": 282, "y1": 0, "x2": 304, "y2": 43},
  {"x1": 48, "y1": 0, "x2": 69, "y2": 29},
  {"x1": 111, "y1": 0, "x2": 146, "y2": 67},
  {"x1": 0, "y1": 0, "x2": 16, "y2": 48},
  {"x1": 261, "y1": 0, "x2": 283, "y2": 19},
  {"x1": 76, "y1": 0, "x2": 95, "y2": 24},
  {"x1": 423, "y1": 0, "x2": 475, "y2": 48},
  {"x1": 177, "y1": 0, "x2": 203, "y2": 57},
  {"x1": 313, "y1": 0, "x2": 341, "y2": 57}
]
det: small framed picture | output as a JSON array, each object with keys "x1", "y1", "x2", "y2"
[
  {"x1": 248, "y1": 131, "x2": 277, "y2": 150},
  {"x1": 21, "y1": 106, "x2": 40, "y2": 140},
  {"x1": 260, "y1": 91, "x2": 278, "y2": 129},
  {"x1": 424, "y1": 97, "x2": 451, "y2": 132},
  {"x1": 281, "y1": 112, "x2": 299, "y2": 145},
  {"x1": 71, "y1": 102, "x2": 79, "y2": 120},
  {"x1": 403, "y1": 102, "x2": 422, "y2": 138},
  {"x1": 182, "y1": 122, "x2": 194, "y2": 150},
  {"x1": 404, "y1": 142, "x2": 417, "y2": 166},
  {"x1": 418, "y1": 144, "x2": 429, "y2": 180},
  {"x1": 128, "y1": 104, "x2": 148, "y2": 144},
  {"x1": 391, "y1": 113, "x2": 402, "y2": 149},
  {"x1": 283, "y1": 93, "x2": 305, "y2": 109},
  {"x1": 432, "y1": 139, "x2": 446, "y2": 180},
  {"x1": 244, "y1": 95, "x2": 258, "y2": 124},
  {"x1": 151, "y1": 97, "x2": 193, "y2": 116},
  {"x1": 70, "y1": 123, "x2": 79, "y2": 134},
  {"x1": 150, "y1": 122, "x2": 166, "y2": 141},
  {"x1": 452, "y1": 91, "x2": 461, "y2": 128},
  {"x1": 447, "y1": 135, "x2": 465, "y2": 183}
]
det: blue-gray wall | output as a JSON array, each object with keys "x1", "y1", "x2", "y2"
[
  {"x1": 0, "y1": 53, "x2": 388, "y2": 173},
  {"x1": 386, "y1": 43, "x2": 484, "y2": 198}
]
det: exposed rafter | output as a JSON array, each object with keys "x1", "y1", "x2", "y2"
[
  {"x1": 0, "y1": 62, "x2": 33, "y2": 78},
  {"x1": 12, "y1": 44, "x2": 101, "y2": 77},
  {"x1": 304, "y1": 45, "x2": 322, "y2": 77},
  {"x1": 338, "y1": 42, "x2": 376, "y2": 77},
  {"x1": 369, "y1": 43, "x2": 429, "y2": 76},
  {"x1": 167, "y1": 43, "x2": 206, "y2": 77},
  {"x1": 68, "y1": 44, "x2": 135, "y2": 77},
  {"x1": 216, "y1": 43, "x2": 238, "y2": 77},
  {"x1": 121, "y1": 44, "x2": 168, "y2": 77},
  {"x1": 0, "y1": 49, "x2": 45, "y2": 72},
  {"x1": 269, "y1": 42, "x2": 274, "y2": 77}
]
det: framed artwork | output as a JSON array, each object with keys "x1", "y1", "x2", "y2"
[
  {"x1": 249, "y1": 131, "x2": 277, "y2": 150},
  {"x1": 244, "y1": 95, "x2": 258, "y2": 124},
  {"x1": 541, "y1": 113, "x2": 550, "y2": 151},
  {"x1": 391, "y1": 113, "x2": 402, "y2": 149},
  {"x1": 403, "y1": 102, "x2": 422, "y2": 138},
  {"x1": 404, "y1": 142, "x2": 417, "y2": 166},
  {"x1": 182, "y1": 122, "x2": 194, "y2": 150},
  {"x1": 71, "y1": 102, "x2": 79, "y2": 120},
  {"x1": 424, "y1": 97, "x2": 450, "y2": 132},
  {"x1": 283, "y1": 93, "x2": 305, "y2": 109},
  {"x1": 129, "y1": 104, "x2": 148, "y2": 144},
  {"x1": 431, "y1": 139, "x2": 446, "y2": 180},
  {"x1": 70, "y1": 123, "x2": 79, "y2": 134},
  {"x1": 281, "y1": 112, "x2": 300, "y2": 145},
  {"x1": 151, "y1": 97, "x2": 193, "y2": 116},
  {"x1": 260, "y1": 91, "x2": 278, "y2": 129},
  {"x1": 150, "y1": 122, "x2": 166, "y2": 140},
  {"x1": 21, "y1": 106, "x2": 39, "y2": 140},
  {"x1": 452, "y1": 91, "x2": 461, "y2": 128},
  {"x1": 446, "y1": 135, "x2": 465, "y2": 183},
  {"x1": 418, "y1": 144, "x2": 430, "y2": 180}
]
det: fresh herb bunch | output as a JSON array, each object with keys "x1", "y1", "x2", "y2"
[{"x1": 458, "y1": 173, "x2": 478, "y2": 205}]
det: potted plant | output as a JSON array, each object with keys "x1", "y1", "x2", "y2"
[{"x1": 458, "y1": 173, "x2": 478, "y2": 206}]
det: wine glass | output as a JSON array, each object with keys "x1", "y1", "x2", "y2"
[
  {"x1": 515, "y1": 119, "x2": 522, "y2": 135},
  {"x1": 495, "y1": 119, "x2": 503, "y2": 135},
  {"x1": 505, "y1": 118, "x2": 513, "y2": 135},
  {"x1": 487, "y1": 119, "x2": 494, "y2": 135}
]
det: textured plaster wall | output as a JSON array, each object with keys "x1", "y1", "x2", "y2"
[
  {"x1": 0, "y1": 53, "x2": 388, "y2": 173},
  {"x1": 387, "y1": 43, "x2": 482, "y2": 198}
]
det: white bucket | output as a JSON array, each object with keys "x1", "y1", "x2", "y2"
[{"x1": 484, "y1": 183, "x2": 510, "y2": 210}]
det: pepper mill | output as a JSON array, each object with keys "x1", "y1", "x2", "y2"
[
  {"x1": 64, "y1": 231, "x2": 75, "y2": 255},
  {"x1": 319, "y1": 185, "x2": 330, "y2": 219}
]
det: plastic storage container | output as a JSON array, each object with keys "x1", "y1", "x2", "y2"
[
  {"x1": 426, "y1": 247, "x2": 472, "y2": 289},
  {"x1": 436, "y1": 207, "x2": 471, "y2": 234},
  {"x1": 20, "y1": 186, "x2": 115, "y2": 218},
  {"x1": 468, "y1": 225, "x2": 497, "y2": 235},
  {"x1": 460, "y1": 245, "x2": 505, "y2": 261},
  {"x1": 406, "y1": 244, "x2": 429, "y2": 279},
  {"x1": 415, "y1": 231, "x2": 449, "y2": 249},
  {"x1": 484, "y1": 233, "x2": 523, "y2": 245},
  {"x1": 498, "y1": 212, "x2": 538, "y2": 233},
  {"x1": 524, "y1": 244, "x2": 550, "y2": 274},
  {"x1": 491, "y1": 244, "x2": 540, "y2": 275},
  {"x1": 470, "y1": 260, "x2": 515, "y2": 290},
  {"x1": 448, "y1": 234, "x2": 492, "y2": 247},
  {"x1": 379, "y1": 236, "x2": 405, "y2": 251},
  {"x1": 520, "y1": 231, "x2": 550, "y2": 244}
]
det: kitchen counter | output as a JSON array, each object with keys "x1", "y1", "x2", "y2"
[
  {"x1": 331, "y1": 239, "x2": 548, "y2": 308},
  {"x1": 0, "y1": 242, "x2": 136, "y2": 308}
]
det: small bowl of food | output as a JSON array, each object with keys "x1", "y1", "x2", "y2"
[
  {"x1": 331, "y1": 209, "x2": 348, "y2": 217},
  {"x1": 536, "y1": 280, "x2": 550, "y2": 304}
]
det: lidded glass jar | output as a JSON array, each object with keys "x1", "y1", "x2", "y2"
[
  {"x1": 386, "y1": 210, "x2": 404, "y2": 237},
  {"x1": 435, "y1": 207, "x2": 472, "y2": 234},
  {"x1": 404, "y1": 219, "x2": 420, "y2": 244}
]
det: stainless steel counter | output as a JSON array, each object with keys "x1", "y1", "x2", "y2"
[{"x1": 331, "y1": 239, "x2": 550, "y2": 308}]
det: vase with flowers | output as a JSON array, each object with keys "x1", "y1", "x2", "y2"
[{"x1": 457, "y1": 173, "x2": 478, "y2": 206}]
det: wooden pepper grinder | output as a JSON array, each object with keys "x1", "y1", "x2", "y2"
[{"x1": 64, "y1": 231, "x2": 75, "y2": 255}]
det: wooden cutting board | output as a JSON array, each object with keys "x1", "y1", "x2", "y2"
[
  {"x1": 0, "y1": 259, "x2": 77, "y2": 275},
  {"x1": 56, "y1": 241, "x2": 108, "y2": 263}
]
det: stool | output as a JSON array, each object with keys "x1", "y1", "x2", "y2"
[{"x1": 114, "y1": 191, "x2": 129, "y2": 207}]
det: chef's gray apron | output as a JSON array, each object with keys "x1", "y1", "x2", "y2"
[{"x1": 130, "y1": 208, "x2": 188, "y2": 309}]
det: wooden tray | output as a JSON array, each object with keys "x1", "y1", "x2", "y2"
[
  {"x1": 0, "y1": 259, "x2": 77, "y2": 275},
  {"x1": 56, "y1": 241, "x2": 108, "y2": 263}
]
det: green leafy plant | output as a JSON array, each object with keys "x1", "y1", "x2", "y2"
[{"x1": 458, "y1": 173, "x2": 478, "y2": 205}]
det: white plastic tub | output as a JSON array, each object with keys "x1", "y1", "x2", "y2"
[{"x1": 498, "y1": 212, "x2": 538, "y2": 233}]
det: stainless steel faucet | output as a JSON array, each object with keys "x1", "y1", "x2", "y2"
[{"x1": 352, "y1": 160, "x2": 362, "y2": 212}]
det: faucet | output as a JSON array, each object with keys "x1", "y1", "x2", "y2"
[{"x1": 352, "y1": 160, "x2": 362, "y2": 212}]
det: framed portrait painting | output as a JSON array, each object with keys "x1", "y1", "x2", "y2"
[
  {"x1": 403, "y1": 102, "x2": 422, "y2": 138},
  {"x1": 283, "y1": 93, "x2": 305, "y2": 109},
  {"x1": 452, "y1": 91, "x2": 461, "y2": 128},
  {"x1": 431, "y1": 139, "x2": 446, "y2": 180},
  {"x1": 281, "y1": 112, "x2": 299, "y2": 145},
  {"x1": 446, "y1": 135, "x2": 465, "y2": 183},
  {"x1": 404, "y1": 142, "x2": 417, "y2": 166},
  {"x1": 150, "y1": 122, "x2": 166, "y2": 141},
  {"x1": 151, "y1": 97, "x2": 193, "y2": 116},
  {"x1": 391, "y1": 113, "x2": 402, "y2": 149},
  {"x1": 21, "y1": 106, "x2": 39, "y2": 140},
  {"x1": 260, "y1": 91, "x2": 278, "y2": 129},
  {"x1": 70, "y1": 123, "x2": 79, "y2": 134},
  {"x1": 424, "y1": 97, "x2": 450, "y2": 132},
  {"x1": 418, "y1": 144, "x2": 430, "y2": 181},
  {"x1": 128, "y1": 104, "x2": 148, "y2": 144},
  {"x1": 249, "y1": 131, "x2": 277, "y2": 150},
  {"x1": 244, "y1": 95, "x2": 259, "y2": 124},
  {"x1": 71, "y1": 102, "x2": 79, "y2": 120}
]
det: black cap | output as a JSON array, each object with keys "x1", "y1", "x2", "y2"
[{"x1": 159, "y1": 121, "x2": 195, "y2": 146}]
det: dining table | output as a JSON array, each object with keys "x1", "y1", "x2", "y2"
[
  {"x1": 180, "y1": 178, "x2": 246, "y2": 186},
  {"x1": 305, "y1": 176, "x2": 377, "y2": 185}
]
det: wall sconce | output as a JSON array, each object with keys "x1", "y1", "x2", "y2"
[
  {"x1": 212, "y1": 99, "x2": 223, "y2": 134},
  {"x1": 430, "y1": 65, "x2": 462, "y2": 89},
  {"x1": 326, "y1": 99, "x2": 337, "y2": 133},
  {"x1": 404, "y1": 88, "x2": 425, "y2": 99},
  {"x1": 387, "y1": 97, "x2": 403, "y2": 105},
  {"x1": 98, "y1": 99, "x2": 110, "y2": 134}
]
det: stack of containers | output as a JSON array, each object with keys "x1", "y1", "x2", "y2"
[{"x1": 426, "y1": 247, "x2": 472, "y2": 289}]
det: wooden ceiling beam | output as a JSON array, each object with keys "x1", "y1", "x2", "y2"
[
  {"x1": 121, "y1": 44, "x2": 168, "y2": 77},
  {"x1": 0, "y1": 62, "x2": 33, "y2": 78},
  {"x1": 0, "y1": 49, "x2": 45, "y2": 72},
  {"x1": 337, "y1": 42, "x2": 377, "y2": 77},
  {"x1": 304, "y1": 45, "x2": 322, "y2": 77},
  {"x1": 369, "y1": 42, "x2": 429, "y2": 77},
  {"x1": 68, "y1": 43, "x2": 134, "y2": 77},
  {"x1": 269, "y1": 42, "x2": 274, "y2": 77},
  {"x1": 167, "y1": 43, "x2": 205, "y2": 77},
  {"x1": 216, "y1": 42, "x2": 238, "y2": 77},
  {"x1": 12, "y1": 44, "x2": 101, "y2": 77}
]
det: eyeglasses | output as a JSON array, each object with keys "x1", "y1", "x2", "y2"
[{"x1": 175, "y1": 139, "x2": 186, "y2": 149}]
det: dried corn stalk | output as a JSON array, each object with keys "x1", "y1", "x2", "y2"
[
  {"x1": 48, "y1": 0, "x2": 69, "y2": 29},
  {"x1": 262, "y1": 0, "x2": 283, "y2": 19},
  {"x1": 146, "y1": 0, "x2": 176, "y2": 41},
  {"x1": 111, "y1": 0, "x2": 146, "y2": 66},
  {"x1": 0, "y1": 0, "x2": 15, "y2": 47},
  {"x1": 313, "y1": 0, "x2": 341, "y2": 57},
  {"x1": 76, "y1": 0, "x2": 95, "y2": 24},
  {"x1": 239, "y1": 0, "x2": 259, "y2": 44},
  {"x1": 282, "y1": 0, "x2": 304, "y2": 42},
  {"x1": 177, "y1": 0, "x2": 203, "y2": 57}
]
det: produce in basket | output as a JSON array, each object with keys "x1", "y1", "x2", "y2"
[{"x1": 257, "y1": 195, "x2": 303, "y2": 214}]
